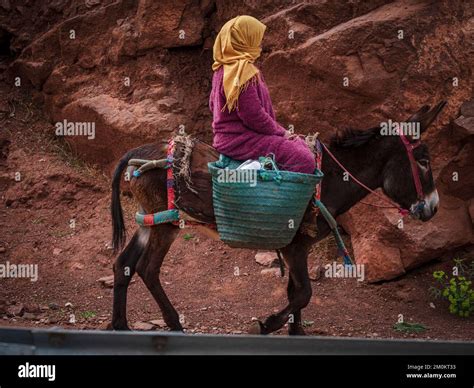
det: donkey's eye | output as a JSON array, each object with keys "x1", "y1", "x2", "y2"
[{"x1": 418, "y1": 159, "x2": 430, "y2": 168}]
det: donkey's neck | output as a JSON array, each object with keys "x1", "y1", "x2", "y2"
[{"x1": 320, "y1": 138, "x2": 389, "y2": 217}]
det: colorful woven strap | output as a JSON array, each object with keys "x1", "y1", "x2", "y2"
[
  {"x1": 135, "y1": 209, "x2": 179, "y2": 226},
  {"x1": 167, "y1": 139, "x2": 176, "y2": 213},
  {"x1": 312, "y1": 140, "x2": 323, "y2": 215},
  {"x1": 313, "y1": 199, "x2": 353, "y2": 266}
]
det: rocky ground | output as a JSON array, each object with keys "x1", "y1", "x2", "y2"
[{"x1": 0, "y1": 94, "x2": 473, "y2": 339}]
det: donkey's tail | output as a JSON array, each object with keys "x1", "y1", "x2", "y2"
[{"x1": 111, "y1": 150, "x2": 134, "y2": 253}]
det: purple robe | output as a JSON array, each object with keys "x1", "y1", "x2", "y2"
[{"x1": 209, "y1": 67, "x2": 315, "y2": 174}]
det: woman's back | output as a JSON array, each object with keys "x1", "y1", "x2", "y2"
[
  {"x1": 210, "y1": 67, "x2": 280, "y2": 135},
  {"x1": 209, "y1": 15, "x2": 315, "y2": 174}
]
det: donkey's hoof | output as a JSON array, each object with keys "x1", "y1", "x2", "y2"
[
  {"x1": 288, "y1": 325, "x2": 306, "y2": 336},
  {"x1": 107, "y1": 322, "x2": 131, "y2": 331},
  {"x1": 248, "y1": 321, "x2": 265, "y2": 335}
]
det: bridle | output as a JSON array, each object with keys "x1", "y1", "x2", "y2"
[
  {"x1": 399, "y1": 132, "x2": 425, "y2": 204},
  {"x1": 318, "y1": 130, "x2": 426, "y2": 217}
]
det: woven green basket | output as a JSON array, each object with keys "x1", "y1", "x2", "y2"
[{"x1": 208, "y1": 155, "x2": 323, "y2": 250}]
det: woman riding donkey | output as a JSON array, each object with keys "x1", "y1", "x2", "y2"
[{"x1": 109, "y1": 14, "x2": 444, "y2": 335}]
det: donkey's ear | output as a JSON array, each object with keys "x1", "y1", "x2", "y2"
[{"x1": 407, "y1": 101, "x2": 447, "y2": 133}]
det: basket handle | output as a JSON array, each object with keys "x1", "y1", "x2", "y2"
[
  {"x1": 258, "y1": 154, "x2": 282, "y2": 184},
  {"x1": 216, "y1": 154, "x2": 232, "y2": 168}
]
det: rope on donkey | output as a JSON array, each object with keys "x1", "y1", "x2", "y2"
[
  {"x1": 130, "y1": 158, "x2": 169, "y2": 177},
  {"x1": 128, "y1": 139, "x2": 211, "y2": 228},
  {"x1": 173, "y1": 134, "x2": 198, "y2": 194}
]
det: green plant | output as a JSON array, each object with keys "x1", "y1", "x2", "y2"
[
  {"x1": 431, "y1": 268, "x2": 474, "y2": 318},
  {"x1": 393, "y1": 322, "x2": 427, "y2": 333},
  {"x1": 80, "y1": 311, "x2": 97, "y2": 319},
  {"x1": 183, "y1": 233, "x2": 194, "y2": 241}
]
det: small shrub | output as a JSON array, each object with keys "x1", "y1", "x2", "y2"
[
  {"x1": 80, "y1": 311, "x2": 97, "y2": 319},
  {"x1": 430, "y1": 261, "x2": 474, "y2": 318}
]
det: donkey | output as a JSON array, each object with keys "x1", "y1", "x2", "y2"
[{"x1": 109, "y1": 102, "x2": 445, "y2": 335}]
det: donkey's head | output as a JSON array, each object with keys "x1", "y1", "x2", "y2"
[{"x1": 380, "y1": 101, "x2": 446, "y2": 221}]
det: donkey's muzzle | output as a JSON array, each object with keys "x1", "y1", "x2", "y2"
[{"x1": 417, "y1": 190, "x2": 440, "y2": 222}]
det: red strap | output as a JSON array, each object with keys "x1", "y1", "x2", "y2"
[{"x1": 399, "y1": 133, "x2": 424, "y2": 201}]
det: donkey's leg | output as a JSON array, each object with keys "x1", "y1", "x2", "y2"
[
  {"x1": 250, "y1": 232, "x2": 313, "y2": 335},
  {"x1": 287, "y1": 278, "x2": 307, "y2": 335},
  {"x1": 111, "y1": 228, "x2": 149, "y2": 330},
  {"x1": 136, "y1": 223, "x2": 182, "y2": 331},
  {"x1": 285, "y1": 233, "x2": 315, "y2": 335}
]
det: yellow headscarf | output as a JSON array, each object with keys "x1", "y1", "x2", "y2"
[{"x1": 212, "y1": 15, "x2": 267, "y2": 112}]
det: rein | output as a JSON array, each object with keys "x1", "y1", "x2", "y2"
[{"x1": 312, "y1": 130, "x2": 425, "y2": 217}]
